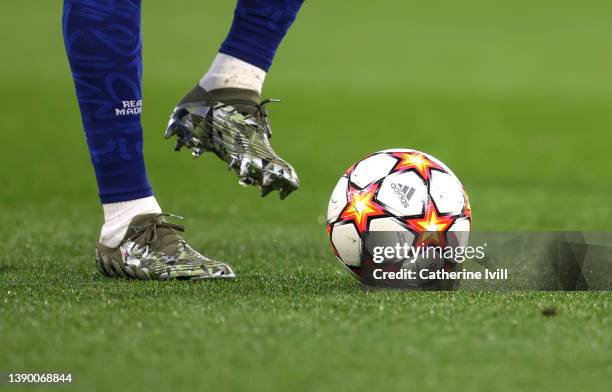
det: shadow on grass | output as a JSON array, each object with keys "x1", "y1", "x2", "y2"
[{"x1": 87, "y1": 269, "x2": 359, "y2": 299}]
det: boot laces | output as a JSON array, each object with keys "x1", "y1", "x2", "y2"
[{"x1": 128, "y1": 213, "x2": 185, "y2": 250}]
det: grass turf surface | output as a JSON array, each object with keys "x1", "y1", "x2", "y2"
[{"x1": 0, "y1": 1, "x2": 611, "y2": 390}]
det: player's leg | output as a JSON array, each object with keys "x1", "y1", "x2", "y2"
[
  {"x1": 62, "y1": 0, "x2": 233, "y2": 279},
  {"x1": 165, "y1": 0, "x2": 304, "y2": 199}
]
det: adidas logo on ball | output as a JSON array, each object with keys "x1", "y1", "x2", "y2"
[{"x1": 390, "y1": 183, "x2": 415, "y2": 208}]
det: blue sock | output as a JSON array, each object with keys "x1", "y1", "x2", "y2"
[
  {"x1": 220, "y1": 0, "x2": 304, "y2": 71},
  {"x1": 63, "y1": 0, "x2": 153, "y2": 203}
]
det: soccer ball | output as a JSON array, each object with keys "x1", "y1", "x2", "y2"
[{"x1": 326, "y1": 149, "x2": 471, "y2": 284}]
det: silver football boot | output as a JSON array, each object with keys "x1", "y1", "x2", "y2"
[
  {"x1": 164, "y1": 86, "x2": 299, "y2": 199},
  {"x1": 95, "y1": 213, "x2": 235, "y2": 280}
]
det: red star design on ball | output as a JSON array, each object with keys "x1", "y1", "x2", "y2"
[
  {"x1": 406, "y1": 201, "x2": 455, "y2": 246},
  {"x1": 392, "y1": 151, "x2": 443, "y2": 181},
  {"x1": 340, "y1": 183, "x2": 386, "y2": 234}
]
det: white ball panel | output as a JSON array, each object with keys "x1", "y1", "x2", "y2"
[
  {"x1": 350, "y1": 153, "x2": 397, "y2": 189},
  {"x1": 447, "y1": 218, "x2": 471, "y2": 249},
  {"x1": 449, "y1": 217, "x2": 471, "y2": 232},
  {"x1": 331, "y1": 223, "x2": 362, "y2": 267},
  {"x1": 429, "y1": 170, "x2": 465, "y2": 215},
  {"x1": 377, "y1": 171, "x2": 428, "y2": 217},
  {"x1": 369, "y1": 218, "x2": 416, "y2": 249},
  {"x1": 327, "y1": 176, "x2": 349, "y2": 223},
  {"x1": 366, "y1": 218, "x2": 416, "y2": 263},
  {"x1": 369, "y1": 217, "x2": 409, "y2": 232}
]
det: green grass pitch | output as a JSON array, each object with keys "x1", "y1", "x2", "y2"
[{"x1": 0, "y1": 1, "x2": 610, "y2": 391}]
